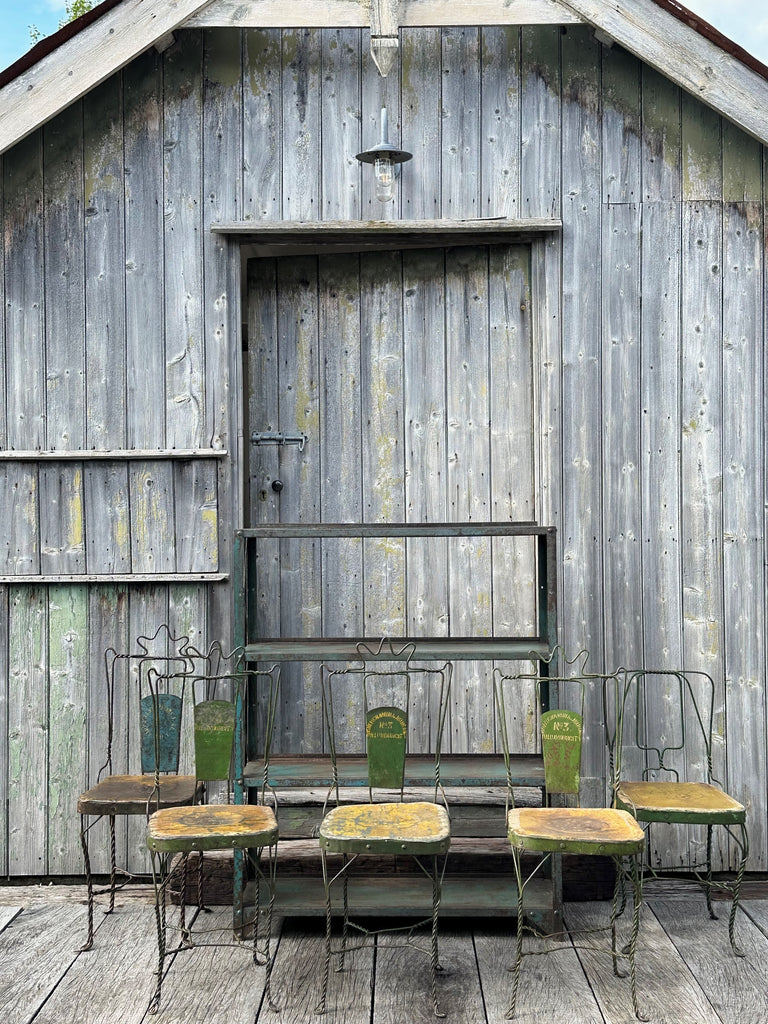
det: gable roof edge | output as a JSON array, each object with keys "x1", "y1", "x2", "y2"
[
  {"x1": 559, "y1": 0, "x2": 768, "y2": 147},
  {"x1": 0, "y1": 0, "x2": 215, "y2": 156}
]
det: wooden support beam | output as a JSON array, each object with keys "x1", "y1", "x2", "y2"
[
  {"x1": 185, "y1": 0, "x2": 581, "y2": 28},
  {"x1": 370, "y1": 0, "x2": 400, "y2": 77}
]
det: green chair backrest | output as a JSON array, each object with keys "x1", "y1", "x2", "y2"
[
  {"x1": 366, "y1": 705, "x2": 408, "y2": 789},
  {"x1": 194, "y1": 700, "x2": 237, "y2": 782},
  {"x1": 140, "y1": 693, "x2": 184, "y2": 774},
  {"x1": 540, "y1": 709, "x2": 583, "y2": 796}
]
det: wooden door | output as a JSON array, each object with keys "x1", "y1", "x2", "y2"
[{"x1": 247, "y1": 245, "x2": 537, "y2": 755}]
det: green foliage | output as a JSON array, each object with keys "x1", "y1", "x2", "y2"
[{"x1": 30, "y1": 0, "x2": 94, "y2": 45}]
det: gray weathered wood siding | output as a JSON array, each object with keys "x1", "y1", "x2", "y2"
[{"x1": 1, "y1": 23, "x2": 766, "y2": 875}]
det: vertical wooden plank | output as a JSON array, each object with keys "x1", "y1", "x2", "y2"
[
  {"x1": 0, "y1": 586, "x2": 8, "y2": 874},
  {"x1": 174, "y1": 459, "x2": 219, "y2": 572},
  {"x1": 0, "y1": 150, "x2": 5, "y2": 450},
  {"x1": 281, "y1": 28, "x2": 321, "y2": 221},
  {"x1": 39, "y1": 464, "x2": 86, "y2": 574},
  {"x1": 7, "y1": 586, "x2": 48, "y2": 874},
  {"x1": 602, "y1": 45, "x2": 641, "y2": 203},
  {"x1": 202, "y1": 29, "x2": 242, "y2": 645},
  {"x1": 43, "y1": 105, "x2": 86, "y2": 452},
  {"x1": 446, "y1": 246, "x2": 493, "y2": 754},
  {"x1": 559, "y1": 27, "x2": 602, "y2": 667},
  {"x1": 682, "y1": 92, "x2": 722, "y2": 202},
  {"x1": 164, "y1": 31, "x2": 205, "y2": 450},
  {"x1": 124, "y1": 50, "x2": 165, "y2": 449},
  {"x1": 128, "y1": 462, "x2": 176, "y2": 573},
  {"x1": 680, "y1": 201, "x2": 725, "y2": 868},
  {"x1": 320, "y1": 254, "x2": 363, "y2": 753},
  {"x1": 4, "y1": 132, "x2": 45, "y2": 450},
  {"x1": 47, "y1": 585, "x2": 87, "y2": 874},
  {"x1": 640, "y1": 202, "x2": 683, "y2": 669},
  {"x1": 641, "y1": 65, "x2": 681, "y2": 202},
  {"x1": 84, "y1": 74, "x2": 127, "y2": 451},
  {"x1": 441, "y1": 27, "x2": 480, "y2": 220},
  {"x1": 126, "y1": 586, "x2": 169, "y2": 872},
  {"x1": 86, "y1": 585, "x2": 129, "y2": 874},
  {"x1": 721, "y1": 194, "x2": 765, "y2": 869},
  {"x1": 481, "y1": 26, "x2": 520, "y2": 219},
  {"x1": 322, "y1": 29, "x2": 361, "y2": 220},
  {"x1": 520, "y1": 25, "x2": 560, "y2": 220},
  {"x1": 0, "y1": 465, "x2": 40, "y2": 574},
  {"x1": 168, "y1": 583, "x2": 206, "y2": 775},
  {"x1": 403, "y1": 248, "x2": 448, "y2": 751},
  {"x1": 276, "y1": 256, "x2": 322, "y2": 752},
  {"x1": 400, "y1": 27, "x2": 440, "y2": 221},
  {"x1": 489, "y1": 245, "x2": 537, "y2": 754},
  {"x1": 83, "y1": 462, "x2": 131, "y2": 573},
  {"x1": 243, "y1": 28, "x2": 282, "y2": 221},
  {"x1": 360, "y1": 250, "x2": 406, "y2": 636},
  {"x1": 601, "y1": 204, "x2": 642, "y2": 669}
]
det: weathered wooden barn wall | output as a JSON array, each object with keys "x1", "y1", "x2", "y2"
[{"x1": 0, "y1": 23, "x2": 766, "y2": 875}]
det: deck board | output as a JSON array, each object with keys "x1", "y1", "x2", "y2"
[
  {"x1": 567, "y1": 901, "x2": 723, "y2": 1024},
  {"x1": 648, "y1": 897, "x2": 768, "y2": 1024},
  {"x1": 33, "y1": 906, "x2": 162, "y2": 1024},
  {"x1": 0, "y1": 904, "x2": 86, "y2": 1020},
  {"x1": 0, "y1": 887, "x2": 764, "y2": 1023}
]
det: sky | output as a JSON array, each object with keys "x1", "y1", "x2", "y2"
[{"x1": 0, "y1": 0, "x2": 767, "y2": 74}]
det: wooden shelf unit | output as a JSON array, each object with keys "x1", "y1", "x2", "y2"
[{"x1": 233, "y1": 522, "x2": 559, "y2": 930}]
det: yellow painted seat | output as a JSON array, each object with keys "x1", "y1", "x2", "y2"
[
  {"x1": 496, "y1": 666, "x2": 646, "y2": 1021},
  {"x1": 148, "y1": 804, "x2": 278, "y2": 852},
  {"x1": 611, "y1": 669, "x2": 749, "y2": 955},
  {"x1": 320, "y1": 801, "x2": 450, "y2": 854},
  {"x1": 616, "y1": 781, "x2": 745, "y2": 823},
  {"x1": 316, "y1": 649, "x2": 452, "y2": 1018}
]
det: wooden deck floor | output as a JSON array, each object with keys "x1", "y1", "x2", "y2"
[{"x1": 2, "y1": 884, "x2": 768, "y2": 1024}]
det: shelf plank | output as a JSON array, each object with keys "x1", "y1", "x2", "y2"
[{"x1": 245, "y1": 753, "x2": 545, "y2": 789}]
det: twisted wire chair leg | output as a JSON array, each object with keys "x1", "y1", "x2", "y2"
[
  {"x1": 315, "y1": 850, "x2": 332, "y2": 1014},
  {"x1": 610, "y1": 856, "x2": 623, "y2": 977},
  {"x1": 179, "y1": 853, "x2": 191, "y2": 947},
  {"x1": 197, "y1": 850, "x2": 207, "y2": 912},
  {"x1": 148, "y1": 853, "x2": 167, "y2": 1015},
  {"x1": 505, "y1": 849, "x2": 526, "y2": 1020},
  {"x1": 728, "y1": 825, "x2": 749, "y2": 957},
  {"x1": 705, "y1": 825, "x2": 716, "y2": 920},
  {"x1": 108, "y1": 815, "x2": 117, "y2": 915},
  {"x1": 338, "y1": 860, "x2": 349, "y2": 973},
  {"x1": 258, "y1": 846, "x2": 279, "y2": 1013},
  {"x1": 431, "y1": 856, "x2": 446, "y2": 1019},
  {"x1": 79, "y1": 816, "x2": 95, "y2": 952},
  {"x1": 628, "y1": 857, "x2": 648, "y2": 1022}
]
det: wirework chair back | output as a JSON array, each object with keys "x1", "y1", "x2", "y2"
[
  {"x1": 99, "y1": 624, "x2": 197, "y2": 782},
  {"x1": 613, "y1": 668, "x2": 717, "y2": 786},
  {"x1": 321, "y1": 639, "x2": 452, "y2": 806}
]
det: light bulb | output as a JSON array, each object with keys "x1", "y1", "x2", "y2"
[{"x1": 374, "y1": 156, "x2": 396, "y2": 203}]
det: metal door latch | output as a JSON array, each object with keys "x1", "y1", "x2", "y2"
[{"x1": 250, "y1": 431, "x2": 308, "y2": 451}]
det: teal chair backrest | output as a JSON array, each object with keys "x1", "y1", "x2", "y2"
[{"x1": 140, "y1": 693, "x2": 184, "y2": 774}]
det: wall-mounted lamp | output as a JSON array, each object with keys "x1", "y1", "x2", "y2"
[{"x1": 356, "y1": 107, "x2": 412, "y2": 204}]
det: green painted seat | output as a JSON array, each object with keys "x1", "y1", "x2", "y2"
[
  {"x1": 316, "y1": 649, "x2": 452, "y2": 1018},
  {"x1": 76, "y1": 625, "x2": 202, "y2": 951},
  {"x1": 496, "y1": 667, "x2": 646, "y2": 1021},
  {"x1": 146, "y1": 662, "x2": 280, "y2": 1015},
  {"x1": 612, "y1": 669, "x2": 749, "y2": 955}
]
